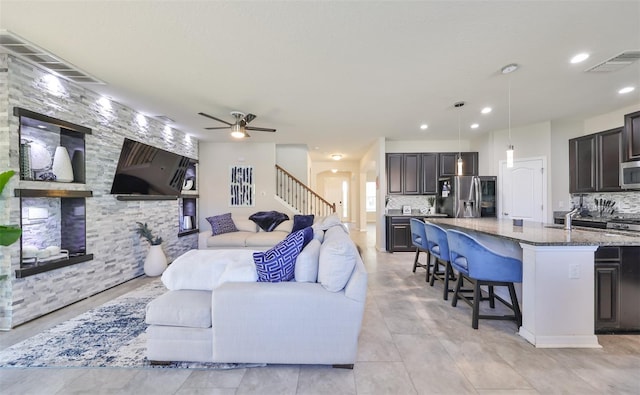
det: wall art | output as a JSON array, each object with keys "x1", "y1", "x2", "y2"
[{"x1": 230, "y1": 165, "x2": 254, "y2": 207}]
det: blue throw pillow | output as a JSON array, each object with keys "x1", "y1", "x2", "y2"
[
  {"x1": 249, "y1": 211, "x2": 290, "y2": 232},
  {"x1": 253, "y1": 227, "x2": 313, "y2": 282},
  {"x1": 291, "y1": 214, "x2": 314, "y2": 233},
  {"x1": 206, "y1": 213, "x2": 238, "y2": 236}
]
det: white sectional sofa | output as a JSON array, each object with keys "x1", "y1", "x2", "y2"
[
  {"x1": 198, "y1": 215, "x2": 292, "y2": 250},
  {"x1": 145, "y1": 221, "x2": 367, "y2": 367}
]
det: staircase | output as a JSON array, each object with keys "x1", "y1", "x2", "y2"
[{"x1": 275, "y1": 165, "x2": 336, "y2": 217}]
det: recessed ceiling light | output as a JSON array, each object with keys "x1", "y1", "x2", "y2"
[
  {"x1": 481, "y1": 107, "x2": 492, "y2": 114},
  {"x1": 420, "y1": 124, "x2": 428, "y2": 130},
  {"x1": 570, "y1": 53, "x2": 590, "y2": 64},
  {"x1": 331, "y1": 169, "x2": 338, "y2": 173},
  {"x1": 470, "y1": 123, "x2": 479, "y2": 129},
  {"x1": 619, "y1": 86, "x2": 635, "y2": 94},
  {"x1": 331, "y1": 154, "x2": 342, "y2": 161},
  {"x1": 501, "y1": 63, "x2": 519, "y2": 74}
]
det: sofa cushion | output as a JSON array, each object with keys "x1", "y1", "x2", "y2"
[
  {"x1": 295, "y1": 238, "x2": 321, "y2": 282},
  {"x1": 253, "y1": 227, "x2": 313, "y2": 282},
  {"x1": 273, "y1": 220, "x2": 293, "y2": 233},
  {"x1": 217, "y1": 259, "x2": 258, "y2": 285},
  {"x1": 206, "y1": 232, "x2": 251, "y2": 248},
  {"x1": 146, "y1": 290, "x2": 212, "y2": 328},
  {"x1": 246, "y1": 231, "x2": 288, "y2": 247},
  {"x1": 318, "y1": 227, "x2": 358, "y2": 292},
  {"x1": 249, "y1": 211, "x2": 290, "y2": 232},
  {"x1": 206, "y1": 213, "x2": 238, "y2": 236},
  {"x1": 162, "y1": 249, "x2": 256, "y2": 290},
  {"x1": 292, "y1": 214, "x2": 314, "y2": 233},
  {"x1": 234, "y1": 218, "x2": 258, "y2": 232}
]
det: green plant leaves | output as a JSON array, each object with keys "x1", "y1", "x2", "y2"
[
  {"x1": 0, "y1": 170, "x2": 16, "y2": 195},
  {"x1": 0, "y1": 225, "x2": 21, "y2": 247}
]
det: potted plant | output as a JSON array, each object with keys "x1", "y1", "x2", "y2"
[
  {"x1": 1, "y1": 171, "x2": 21, "y2": 282},
  {"x1": 135, "y1": 222, "x2": 167, "y2": 276},
  {"x1": 427, "y1": 196, "x2": 436, "y2": 214}
]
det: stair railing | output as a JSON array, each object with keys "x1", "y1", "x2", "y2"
[{"x1": 275, "y1": 165, "x2": 336, "y2": 217}]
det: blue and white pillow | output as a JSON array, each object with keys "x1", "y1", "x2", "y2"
[
  {"x1": 253, "y1": 227, "x2": 313, "y2": 282},
  {"x1": 206, "y1": 213, "x2": 238, "y2": 236}
]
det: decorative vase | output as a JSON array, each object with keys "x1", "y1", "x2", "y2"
[
  {"x1": 144, "y1": 244, "x2": 167, "y2": 276},
  {"x1": 183, "y1": 216, "x2": 192, "y2": 230},
  {"x1": 429, "y1": 206, "x2": 435, "y2": 215},
  {"x1": 71, "y1": 149, "x2": 85, "y2": 183},
  {"x1": 52, "y1": 146, "x2": 74, "y2": 182}
]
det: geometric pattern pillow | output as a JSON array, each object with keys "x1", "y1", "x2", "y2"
[
  {"x1": 291, "y1": 214, "x2": 314, "y2": 233},
  {"x1": 206, "y1": 213, "x2": 238, "y2": 236},
  {"x1": 253, "y1": 227, "x2": 313, "y2": 282}
]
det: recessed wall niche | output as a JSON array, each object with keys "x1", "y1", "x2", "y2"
[{"x1": 15, "y1": 107, "x2": 90, "y2": 183}]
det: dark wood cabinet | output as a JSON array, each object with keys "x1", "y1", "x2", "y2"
[
  {"x1": 569, "y1": 128, "x2": 622, "y2": 193},
  {"x1": 403, "y1": 154, "x2": 420, "y2": 195},
  {"x1": 385, "y1": 216, "x2": 414, "y2": 252},
  {"x1": 597, "y1": 128, "x2": 623, "y2": 191},
  {"x1": 595, "y1": 246, "x2": 640, "y2": 333},
  {"x1": 386, "y1": 154, "x2": 403, "y2": 194},
  {"x1": 623, "y1": 110, "x2": 640, "y2": 161},
  {"x1": 439, "y1": 152, "x2": 478, "y2": 176},
  {"x1": 569, "y1": 134, "x2": 597, "y2": 193},
  {"x1": 420, "y1": 153, "x2": 438, "y2": 194}
]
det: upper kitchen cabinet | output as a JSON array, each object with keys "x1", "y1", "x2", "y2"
[
  {"x1": 386, "y1": 153, "x2": 403, "y2": 194},
  {"x1": 386, "y1": 153, "x2": 420, "y2": 195},
  {"x1": 569, "y1": 128, "x2": 622, "y2": 193},
  {"x1": 420, "y1": 153, "x2": 438, "y2": 194},
  {"x1": 597, "y1": 128, "x2": 623, "y2": 191},
  {"x1": 439, "y1": 152, "x2": 478, "y2": 176},
  {"x1": 623, "y1": 110, "x2": 640, "y2": 161}
]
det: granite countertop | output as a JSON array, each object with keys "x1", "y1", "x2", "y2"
[
  {"x1": 425, "y1": 217, "x2": 640, "y2": 246},
  {"x1": 385, "y1": 209, "x2": 448, "y2": 218}
]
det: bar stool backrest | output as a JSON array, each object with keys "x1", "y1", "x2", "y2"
[
  {"x1": 446, "y1": 229, "x2": 523, "y2": 283},
  {"x1": 410, "y1": 218, "x2": 429, "y2": 250},
  {"x1": 423, "y1": 222, "x2": 450, "y2": 262}
]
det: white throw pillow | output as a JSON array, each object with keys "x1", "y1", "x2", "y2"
[
  {"x1": 162, "y1": 249, "x2": 255, "y2": 291},
  {"x1": 295, "y1": 239, "x2": 321, "y2": 282},
  {"x1": 317, "y1": 233, "x2": 357, "y2": 292}
]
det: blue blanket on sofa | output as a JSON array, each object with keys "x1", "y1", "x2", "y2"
[{"x1": 249, "y1": 211, "x2": 290, "y2": 232}]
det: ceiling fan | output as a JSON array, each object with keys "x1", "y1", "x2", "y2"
[{"x1": 198, "y1": 111, "x2": 276, "y2": 139}]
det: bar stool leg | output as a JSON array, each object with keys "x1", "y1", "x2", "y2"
[
  {"x1": 443, "y1": 262, "x2": 451, "y2": 301},
  {"x1": 451, "y1": 274, "x2": 463, "y2": 307},
  {"x1": 412, "y1": 249, "x2": 420, "y2": 273},
  {"x1": 508, "y1": 283, "x2": 522, "y2": 327},
  {"x1": 488, "y1": 285, "x2": 495, "y2": 309},
  {"x1": 472, "y1": 281, "x2": 481, "y2": 330}
]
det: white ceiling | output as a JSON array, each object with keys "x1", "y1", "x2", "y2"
[{"x1": 1, "y1": 1, "x2": 639, "y2": 161}]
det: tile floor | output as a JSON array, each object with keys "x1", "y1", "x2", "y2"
[{"x1": 1, "y1": 225, "x2": 639, "y2": 394}]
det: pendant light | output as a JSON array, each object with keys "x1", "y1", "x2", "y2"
[
  {"x1": 454, "y1": 101, "x2": 465, "y2": 175},
  {"x1": 502, "y1": 63, "x2": 518, "y2": 168}
]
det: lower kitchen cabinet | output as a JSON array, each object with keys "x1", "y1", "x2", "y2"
[
  {"x1": 595, "y1": 246, "x2": 640, "y2": 333},
  {"x1": 386, "y1": 216, "x2": 416, "y2": 252}
]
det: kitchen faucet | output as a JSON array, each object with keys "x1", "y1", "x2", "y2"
[{"x1": 564, "y1": 207, "x2": 580, "y2": 230}]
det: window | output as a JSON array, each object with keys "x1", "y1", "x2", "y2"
[{"x1": 366, "y1": 181, "x2": 376, "y2": 212}]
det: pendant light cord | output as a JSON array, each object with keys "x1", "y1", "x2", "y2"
[{"x1": 508, "y1": 76, "x2": 512, "y2": 144}]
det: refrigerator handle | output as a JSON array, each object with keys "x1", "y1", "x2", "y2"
[{"x1": 475, "y1": 177, "x2": 481, "y2": 217}]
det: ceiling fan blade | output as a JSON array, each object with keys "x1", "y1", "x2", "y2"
[
  {"x1": 243, "y1": 113, "x2": 257, "y2": 124},
  {"x1": 246, "y1": 126, "x2": 276, "y2": 132},
  {"x1": 205, "y1": 126, "x2": 232, "y2": 130},
  {"x1": 198, "y1": 112, "x2": 232, "y2": 126}
]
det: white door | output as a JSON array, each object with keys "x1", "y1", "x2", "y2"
[
  {"x1": 499, "y1": 158, "x2": 546, "y2": 222},
  {"x1": 324, "y1": 175, "x2": 349, "y2": 221}
]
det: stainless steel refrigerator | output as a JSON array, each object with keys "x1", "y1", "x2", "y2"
[{"x1": 437, "y1": 176, "x2": 497, "y2": 218}]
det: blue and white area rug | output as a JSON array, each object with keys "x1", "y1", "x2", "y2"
[{"x1": 0, "y1": 279, "x2": 259, "y2": 369}]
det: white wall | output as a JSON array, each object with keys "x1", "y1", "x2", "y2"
[
  {"x1": 198, "y1": 142, "x2": 294, "y2": 231},
  {"x1": 276, "y1": 144, "x2": 309, "y2": 183}
]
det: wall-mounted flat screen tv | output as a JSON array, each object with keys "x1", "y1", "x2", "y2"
[{"x1": 110, "y1": 138, "x2": 191, "y2": 196}]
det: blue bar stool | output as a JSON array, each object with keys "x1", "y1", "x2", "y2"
[
  {"x1": 423, "y1": 221, "x2": 456, "y2": 300},
  {"x1": 446, "y1": 229, "x2": 523, "y2": 329},
  {"x1": 410, "y1": 218, "x2": 431, "y2": 282}
]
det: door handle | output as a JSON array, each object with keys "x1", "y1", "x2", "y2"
[{"x1": 503, "y1": 212, "x2": 509, "y2": 216}]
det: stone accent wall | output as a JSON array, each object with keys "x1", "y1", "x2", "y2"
[{"x1": 0, "y1": 54, "x2": 198, "y2": 329}]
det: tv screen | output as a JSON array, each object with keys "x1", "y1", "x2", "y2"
[{"x1": 110, "y1": 138, "x2": 190, "y2": 196}]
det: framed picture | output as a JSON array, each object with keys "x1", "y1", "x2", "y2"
[
  {"x1": 402, "y1": 205, "x2": 412, "y2": 214},
  {"x1": 229, "y1": 165, "x2": 254, "y2": 207}
]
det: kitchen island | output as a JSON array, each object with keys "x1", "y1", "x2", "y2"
[{"x1": 426, "y1": 217, "x2": 640, "y2": 349}]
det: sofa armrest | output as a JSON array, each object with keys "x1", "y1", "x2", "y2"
[
  {"x1": 212, "y1": 281, "x2": 366, "y2": 364},
  {"x1": 198, "y1": 230, "x2": 212, "y2": 249}
]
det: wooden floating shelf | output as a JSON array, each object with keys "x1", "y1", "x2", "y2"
[{"x1": 15, "y1": 189, "x2": 93, "y2": 198}]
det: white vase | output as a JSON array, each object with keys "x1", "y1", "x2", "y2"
[
  {"x1": 52, "y1": 146, "x2": 74, "y2": 182},
  {"x1": 144, "y1": 244, "x2": 167, "y2": 276}
]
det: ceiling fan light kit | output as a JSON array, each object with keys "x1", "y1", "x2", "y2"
[
  {"x1": 199, "y1": 111, "x2": 276, "y2": 139},
  {"x1": 331, "y1": 154, "x2": 343, "y2": 161}
]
